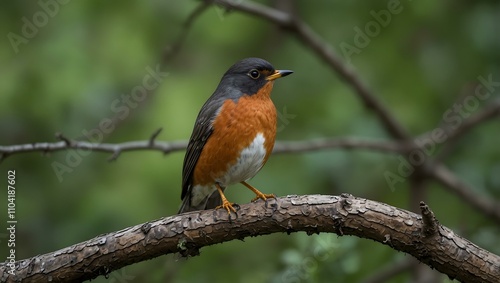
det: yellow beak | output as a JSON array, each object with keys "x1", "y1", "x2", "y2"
[{"x1": 266, "y1": 69, "x2": 294, "y2": 81}]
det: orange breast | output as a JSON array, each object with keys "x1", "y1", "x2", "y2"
[{"x1": 193, "y1": 82, "x2": 277, "y2": 186}]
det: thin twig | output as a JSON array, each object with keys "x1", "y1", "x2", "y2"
[
  {"x1": 149, "y1": 127, "x2": 163, "y2": 147},
  {"x1": 160, "y1": 2, "x2": 211, "y2": 65},
  {"x1": 435, "y1": 100, "x2": 500, "y2": 160},
  {"x1": 54, "y1": 132, "x2": 72, "y2": 146},
  {"x1": 429, "y1": 163, "x2": 500, "y2": 223},
  {"x1": 446, "y1": 100, "x2": 500, "y2": 142},
  {"x1": 420, "y1": 201, "x2": 438, "y2": 237}
]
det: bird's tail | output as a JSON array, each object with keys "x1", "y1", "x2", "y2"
[{"x1": 178, "y1": 190, "x2": 222, "y2": 214}]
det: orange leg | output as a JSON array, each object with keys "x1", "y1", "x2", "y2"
[
  {"x1": 215, "y1": 183, "x2": 237, "y2": 214},
  {"x1": 241, "y1": 181, "x2": 276, "y2": 202}
]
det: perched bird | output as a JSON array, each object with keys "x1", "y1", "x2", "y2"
[{"x1": 178, "y1": 57, "x2": 293, "y2": 214}]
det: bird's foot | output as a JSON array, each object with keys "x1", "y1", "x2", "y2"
[
  {"x1": 251, "y1": 192, "x2": 276, "y2": 202},
  {"x1": 215, "y1": 199, "x2": 238, "y2": 215},
  {"x1": 240, "y1": 181, "x2": 276, "y2": 203}
]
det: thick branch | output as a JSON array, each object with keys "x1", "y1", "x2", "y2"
[{"x1": 1, "y1": 195, "x2": 498, "y2": 283}]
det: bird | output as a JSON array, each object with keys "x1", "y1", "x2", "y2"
[{"x1": 178, "y1": 57, "x2": 293, "y2": 214}]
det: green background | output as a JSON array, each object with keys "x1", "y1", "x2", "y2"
[{"x1": 1, "y1": 1, "x2": 499, "y2": 282}]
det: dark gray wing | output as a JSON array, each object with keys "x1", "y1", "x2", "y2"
[{"x1": 181, "y1": 97, "x2": 225, "y2": 200}]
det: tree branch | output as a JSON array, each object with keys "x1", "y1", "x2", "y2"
[
  {"x1": 0, "y1": 138, "x2": 187, "y2": 162},
  {"x1": 0, "y1": 136, "x2": 408, "y2": 162},
  {"x1": 0, "y1": 194, "x2": 498, "y2": 283},
  {"x1": 429, "y1": 163, "x2": 500, "y2": 222},
  {"x1": 160, "y1": 1, "x2": 211, "y2": 65},
  {"x1": 273, "y1": 137, "x2": 409, "y2": 154},
  {"x1": 434, "y1": 100, "x2": 500, "y2": 161},
  {"x1": 441, "y1": 100, "x2": 500, "y2": 145}
]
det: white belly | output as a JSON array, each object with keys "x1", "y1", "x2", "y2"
[
  {"x1": 190, "y1": 133, "x2": 267, "y2": 206},
  {"x1": 217, "y1": 133, "x2": 267, "y2": 186}
]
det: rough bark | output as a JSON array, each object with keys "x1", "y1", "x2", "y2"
[{"x1": 1, "y1": 194, "x2": 498, "y2": 283}]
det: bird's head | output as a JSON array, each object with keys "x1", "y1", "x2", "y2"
[{"x1": 218, "y1": 57, "x2": 293, "y2": 97}]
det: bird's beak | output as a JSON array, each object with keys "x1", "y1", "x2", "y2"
[{"x1": 266, "y1": 69, "x2": 294, "y2": 81}]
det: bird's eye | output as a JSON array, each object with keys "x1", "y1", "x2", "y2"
[{"x1": 248, "y1": 69, "x2": 260, "y2": 79}]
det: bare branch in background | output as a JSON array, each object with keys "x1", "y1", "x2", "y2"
[
  {"x1": 160, "y1": 2, "x2": 211, "y2": 65},
  {"x1": 434, "y1": 100, "x2": 500, "y2": 160},
  {"x1": 429, "y1": 163, "x2": 500, "y2": 222},
  {"x1": 0, "y1": 136, "x2": 407, "y2": 161}
]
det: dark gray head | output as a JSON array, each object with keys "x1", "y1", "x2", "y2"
[{"x1": 217, "y1": 57, "x2": 293, "y2": 96}]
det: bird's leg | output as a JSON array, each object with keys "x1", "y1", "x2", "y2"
[
  {"x1": 241, "y1": 181, "x2": 276, "y2": 202},
  {"x1": 214, "y1": 183, "x2": 237, "y2": 214}
]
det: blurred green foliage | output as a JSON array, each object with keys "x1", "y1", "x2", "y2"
[{"x1": 1, "y1": 1, "x2": 499, "y2": 282}]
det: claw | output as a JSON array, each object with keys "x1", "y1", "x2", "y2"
[
  {"x1": 251, "y1": 192, "x2": 276, "y2": 202},
  {"x1": 215, "y1": 183, "x2": 237, "y2": 216},
  {"x1": 241, "y1": 181, "x2": 276, "y2": 203},
  {"x1": 232, "y1": 203, "x2": 241, "y2": 211},
  {"x1": 215, "y1": 199, "x2": 238, "y2": 215}
]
